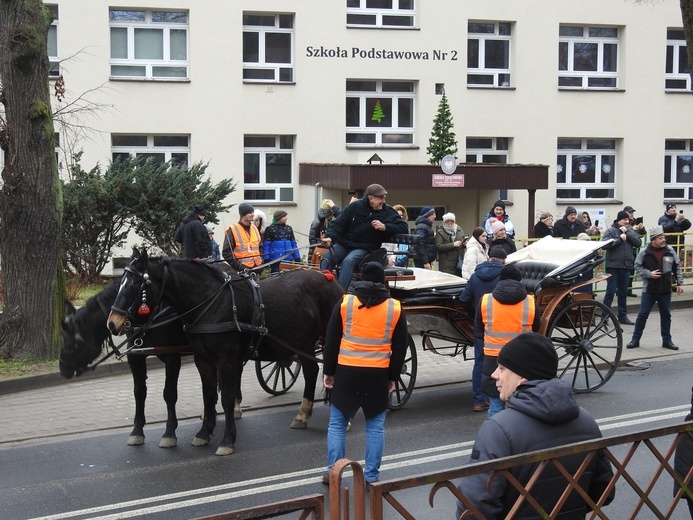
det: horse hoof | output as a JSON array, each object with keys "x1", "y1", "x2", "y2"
[
  {"x1": 159, "y1": 437, "x2": 177, "y2": 448},
  {"x1": 127, "y1": 435, "x2": 145, "y2": 446},
  {"x1": 290, "y1": 419, "x2": 307, "y2": 429},
  {"x1": 192, "y1": 437, "x2": 210, "y2": 447},
  {"x1": 347, "y1": 421, "x2": 352, "y2": 432},
  {"x1": 215, "y1": 446, "x2": 235, "y2": 456},
  {"x1": 234, "y1": 409, "x2": 243, "y2": 420}
]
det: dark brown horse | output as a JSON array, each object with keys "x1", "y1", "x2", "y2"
[
  {"x1": 60, "y1": 284, "x2": 191, "y2": 447},
  {"x1": 107, "y1": 249, "x2": 343, "y2": 456}
]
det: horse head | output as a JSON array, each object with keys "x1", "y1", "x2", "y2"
[
  {"x1": 60, "y1": 284, "x2": 118, "y2": 378},
  {"x1": 108, "y1": 248, "x2": 159, "y2": 336}
]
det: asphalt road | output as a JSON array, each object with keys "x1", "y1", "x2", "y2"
[{"x1": 1, "y1": 354, "x2": 692, "y2": 519}]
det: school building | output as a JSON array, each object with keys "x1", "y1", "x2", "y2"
[{"x1": 11, "y1": 0, "x2": 693, "y2": 256}]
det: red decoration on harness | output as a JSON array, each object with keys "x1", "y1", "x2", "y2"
[
  {"x1": 137, "y1": 303, "x2": 151, "y2": 315},
  {"x1": 321, "y1": 269, "x2": 335, "y2": 282}
]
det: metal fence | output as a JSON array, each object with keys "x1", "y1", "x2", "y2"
[{"x1": 200, "y1": 422, "x2": 693, "y2": 519}]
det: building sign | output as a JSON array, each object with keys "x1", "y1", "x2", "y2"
[
  {"x1": 432, "y1": 174, "x2": 464, "y2": 188},
  {"x1": 306, "y1": 46, "x2": 458, "y2": 61}
]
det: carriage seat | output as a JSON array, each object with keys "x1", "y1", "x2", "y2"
[{"x1": 512, "y1": 261, "x2": 560, "y2": 295}]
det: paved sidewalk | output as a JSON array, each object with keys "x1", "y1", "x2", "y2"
[{"x1": 1, "y1": 295, "x2": 691, "y2": 445}]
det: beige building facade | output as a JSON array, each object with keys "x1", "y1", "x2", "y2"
[{"x1": 17, "y1": 0, "x2": 693, "y2": 255}]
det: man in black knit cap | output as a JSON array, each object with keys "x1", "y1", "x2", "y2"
[{"x1": 455, "y1": 332, "x2": 615, "y2": 519}]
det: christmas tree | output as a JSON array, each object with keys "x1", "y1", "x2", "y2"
[
  {"x1": 426, "y1": 90, "x2": 458, "y2": 165},
  {"x1": 371, "y1": 100, "x2": 385, "y2": 123}
]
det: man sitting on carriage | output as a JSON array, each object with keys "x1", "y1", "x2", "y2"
[{"x1": 320, "y1": 184, "x2": 409, "y2": 289}]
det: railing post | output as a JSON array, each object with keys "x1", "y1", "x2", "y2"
[{"x1": 329, "y1": 458, "x2": 366, "y2": 520}]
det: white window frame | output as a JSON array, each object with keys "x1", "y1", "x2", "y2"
[
  {"x1": 243, "y1": 135, "x2": 295, "y2": 203},
  {"x1": 47, "y1": 5, "x2": 59, "y2": 77},
  {"x1": 346, "y1": 0, "x2": 415, "y2": 28},
  {"x1": 346, "y1": 80, "x2": 415, "y2": 147},
  {"x1": 109, "y1": 9, "x2": 189, "y2": 80},
  {"x1": 243, "y1": 13, "x2": 294, "y2": 83},
  {"x1": 664, "y1": 139, "x2": 693, "y2": 201},
  {"x1": 467, "y1": 21, "x2": 512, "y2": 88},
  {"x1": 111, "y1": 134, "x2": 190, "y2": 166},
  {"x1": 666, "y1": 29, "x2": 691, "y2": 92},
  {"x1": 556, "y1": 138, "x2": 617, "y2": 201},
  {"x1": 558, "y1": 25, "x2": 619, "y2": 90},
  {"x1": 465, "y1": 137, "x2": 509, "y2": 164}
]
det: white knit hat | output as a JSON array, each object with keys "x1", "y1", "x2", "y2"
[{"x1": 442, "y1": 212, "x2": 456, "y2": 222}]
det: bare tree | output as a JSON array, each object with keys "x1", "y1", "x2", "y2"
[
  {"x1": 0, "y1": 0, "x2": 63, "y2": 360},
  {"x1": 681, "y1": 0, "x2": 693, "y2": 82}
]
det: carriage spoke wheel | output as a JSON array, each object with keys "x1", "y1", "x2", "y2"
[
  {"x1": 255, "y1": 355, "x2": 302, "y2": 396},
  {"x1": 547, "y1": 299, "x2": 622, "y2": 393},
  {"x1": 388, "y1": 334, "x2": 418, "y2": 410}
]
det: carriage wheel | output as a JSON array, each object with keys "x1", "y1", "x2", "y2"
[
  {"x1": 255, "y1": 356, "x2": 302, "y2": 396},
  {"x1": 546, "y1": 299, "x2": 622, "y2": 393},
  {"x1": 388, "y1": 334, "x2": 418, "y2": 410}
]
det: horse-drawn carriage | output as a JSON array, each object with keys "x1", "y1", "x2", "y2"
[
  {"x1": 60, "y1": 236, "x2": 620, "y2": 454},
  {"x1": 386, "y1": 235, "x2": 621, "y2": 408}
]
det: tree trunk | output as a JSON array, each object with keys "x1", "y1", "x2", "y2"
[
  {"x1": 0, "y1": 0, "x2": 63, "y2": 360},
  {"x1": 682, "y1": 0, "x2": 693, "y2": 88}
]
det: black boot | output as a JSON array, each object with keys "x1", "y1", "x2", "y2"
[
  {"x1": 662, "y1": 340, "x2": 679, "y2": 351},
  {"x1": 626, "y1": 340, "x2": 640, "y2": 349}
]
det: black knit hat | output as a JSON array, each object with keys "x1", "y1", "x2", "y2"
[
  {"x1": 498, "y1": 332, "x2": 558, "y2": 381},
  {"x1": 500, "y1": 264, "x2": 522, "y2": 281},
  {"x1": 238, "y1": 203, "x2": 254, "y2": 217},
  {"x1": 193, "y1": 204, "x2": 207, "y2": 216},
  {"x1": 616, "y1": 210, "x2": 630, "y2": 221},
  {"x1": 360, "y1": 261, "x2": 385, "y2": 285},
  {"x1": 488, "y1": 246, "x2": 508, "y2": 260}
]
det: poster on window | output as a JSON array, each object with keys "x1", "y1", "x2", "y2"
[{"x1": 580, "y1": 208, "x2": 606, "y2": 235}]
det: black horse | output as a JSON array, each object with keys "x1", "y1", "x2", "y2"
[
  {"x1": 107, "y1": 249, "x2": 344, "y2": 456},
  {"x1": 60, "y1": 284, "x2": 191, "y2": 448}
]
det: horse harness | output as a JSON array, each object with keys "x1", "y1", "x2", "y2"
[{"x1": 116, "y1": 260, "x2": 322, "y2": 364}]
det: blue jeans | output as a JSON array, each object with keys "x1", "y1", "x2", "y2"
[
  {"x1": 488, "y1": 397, "x2": 504, "y2": 418},
  {"x1": 630, "y1": 291, "x2": 673, "y2": 342},
  {"x1": 320, "y1": 243, "x2": 369, "y2": 290},
  {"x1": 327, "y1": 406, "x2": 386, "y2": 483},
  {"x1": 603, "y1": 268, "x2": 630, "y2": 320},
  {"x1": 472, "y1": 338, "x2": 485, "y2": 405}
]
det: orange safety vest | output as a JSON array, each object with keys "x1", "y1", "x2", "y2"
[
  {"x1": 480, "y1": 293, "x2": 535, "y2": 357},
  {"x1": 337, "y1": 294, "x2": 401, "y2": 369},
  {"x1": 228, "y1": 223, "x2": 262, "y2": 268}
]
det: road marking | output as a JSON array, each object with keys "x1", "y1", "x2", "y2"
[{"x1": 27, "y1": 407, "x2": 688, "y2": 519}]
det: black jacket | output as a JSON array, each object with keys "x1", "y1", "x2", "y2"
[
  {"x1": 601, "y1": 221, "x2": 641, "y2": 269},
  {"x1": 324, "y1": 195, "x2": 408, "y2": 252},
  {"x1": 413, "y1": 215, "x2": 436, "y2": 265},
  {"x1": 456, "y1": 379, "x2": 615, "y2": 519},
  {"x1": 322, "y1": 281, "x2": 408, "y2": 419},
  {"x1": 533, "y1": 221, "x2": 554, "y2": 239},
  {"x1": 658, "y1": 212, "x2": 692, "y2": 246},
  {"x1": 490, "y1": 236, "x2": 517, "y2": 256},
  {"x1": 174, "y1": 213, "x2": 211, "y2": 259},
  {"x1": 553, "y1": 217, "x2": 586, "y2": 239}
]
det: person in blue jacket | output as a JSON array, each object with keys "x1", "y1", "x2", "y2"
[{"x1": 263, "y1": 210, "x2": 300, "y2": 274}]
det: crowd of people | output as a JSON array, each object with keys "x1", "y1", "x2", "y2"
[{"x1": 171, "y1": 193, "x2": 692, "y2": 515}]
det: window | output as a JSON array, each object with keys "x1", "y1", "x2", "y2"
[
  {"x1": 467, "y1": 21, "x2": 511, "y2": 87},
  {"x1": 346, "y1": 0, "x2": 415, "y2": 28},
  {"x1": 111, "y1": 135, "x2": 189, "y2": 166},
  {"x1": 466, "y1": 137, "x2": 510, "y2": 199},
  {"x1": 666, "y1": 29, "x2": 691, "y2": 91},
  {"x1": 556, "y1": 138, "x2": 616, "y2": 200},
  {"x1": 47, "y1": 5, "x2": 59, "y2": 77},
  {"x1": 244, "y1": 135, "x2": 294, "y2": 202},
  {"x1": 346, "y1": 80, "x2": 415, "y2": 146},
  {"x1": 109, "y1": 10, "x2": 188, "y2": 80},
  {"x1": 558, "y1": 25, "x2": 619, "y2": 89},
  {"x1": 243, "y1": 13, "x2": 294, "y2": 83},
  {"x1": 664, "y1": 139, "x2": 693, "y2": 200}
]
